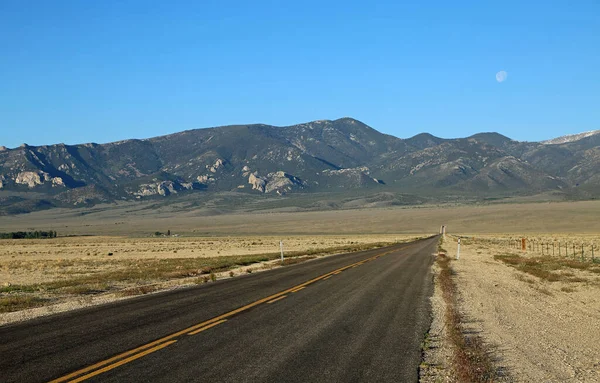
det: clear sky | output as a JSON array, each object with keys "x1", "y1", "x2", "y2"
[{"x1": 1, "y1": 0, "x2": 598, "y2": 148}]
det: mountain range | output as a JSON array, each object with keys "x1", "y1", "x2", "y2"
[{"x1": 1, "y1": 118, "x2": 599, "y2": 214}]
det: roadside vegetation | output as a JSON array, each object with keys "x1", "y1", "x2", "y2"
[{"x1": 494, "y1": 253, "x2": 600, "y2": 283}]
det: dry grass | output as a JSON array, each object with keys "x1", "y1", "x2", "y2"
[
  {"x1": 494, "y1": 253, "x2": 600, "y2": 283},
  {"x1": 464, "y1": 234, "x2": 600, "y2": 263},
  {"x1": 0, "y1": 296, "x2": 49, "y2": 313}
]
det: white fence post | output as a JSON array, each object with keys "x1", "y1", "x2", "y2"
[
  {"x1": 280, "y1": 240, "x2": 284, "y2": 263},
  {"x1": 456, "y1": 238, "x2": 461, "y2": 260}
]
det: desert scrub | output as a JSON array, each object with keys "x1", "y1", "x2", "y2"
[
  {"x1": 494, "y1": 254, "x2": 599, "y2": 282},
  {"x1": 0, "y1": 296, "x2": 50, "y2": 313}
]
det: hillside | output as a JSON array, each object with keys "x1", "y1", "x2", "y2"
[{"x1": 1, "y1": 118, "x2": 599, "y2": 214}]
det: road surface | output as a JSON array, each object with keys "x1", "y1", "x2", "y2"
[{"x1": 0, "y1": 236, "x2": 437, "y2": 382}]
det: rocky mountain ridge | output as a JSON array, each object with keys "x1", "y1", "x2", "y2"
[
  {"x1": 542, "y1": 130, "x2": 600, "y2": 145},
  {"x1": 1, "y1": 118, "x2": 599, "y2": 214}
]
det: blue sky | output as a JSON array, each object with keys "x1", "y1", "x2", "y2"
[{"x1": 1, "y1": 0, "x2": 598, "y2": 148}]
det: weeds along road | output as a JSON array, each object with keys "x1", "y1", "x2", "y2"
[{"x1": 1, "y1": 236, "x2": 437, "y2": 383}]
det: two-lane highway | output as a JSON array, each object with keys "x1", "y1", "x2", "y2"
[{"x1": 1, "y1": 236, "x2": 438, "y2": 382}]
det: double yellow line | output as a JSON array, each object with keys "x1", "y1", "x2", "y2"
[{"x1": 49, "y1": 246, "x2": 401, "y2": 382}]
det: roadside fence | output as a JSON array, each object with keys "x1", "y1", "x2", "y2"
[{"x1": 481, "y1": 237, "x2": 599, "y2": 263}]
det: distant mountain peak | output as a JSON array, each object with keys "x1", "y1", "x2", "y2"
[
  {"x1": 469, "y1": 132, "x2": 511, "y2": 140},
  {"x1": 335, "y1": 117, "x2": 361, "y2": 123},
  {"x1": 542, "y1": 130, "x2": 600, "y2": 145},
  {"x1": 405, "y1": 133, "x2": 445, "y2": 149},
  {"x1": 409, "y1": 132, "x2": 441, "y2": 140},
  {"x1": 468, "y1": 132, "x2": 513, "y2": 147}
]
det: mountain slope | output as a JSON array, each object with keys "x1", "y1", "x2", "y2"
[{"x1": 1, "y1": 118, "x2": 598, "y2": 214}]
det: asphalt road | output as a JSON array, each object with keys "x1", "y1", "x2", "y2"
[{"x1": 1, "y1": 236, "x2": 437, "y2": 383}]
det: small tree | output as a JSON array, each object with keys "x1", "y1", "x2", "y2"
[{"x1": 167, "y1": 229, "x2": 171, "y2": 236}]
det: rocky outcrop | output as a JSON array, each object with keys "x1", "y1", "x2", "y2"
[
  {"x1": 207, "y1": 158, "x2": 224, "y2": 173},
  {"x1": 248, "y1": 173, "x2": 266, "y2": 192},
  {"x1": 197, "y1": 175, "x2": 215, "y2": 184},
  {"x1": 248, "y1": 171, "x2": 304, "y2": 194},
  {"x1": 0, "y1": 175, "x2": 5, "y2": 189},
  {"x1": 242, "y1": 165, "x2": 251, "y2": 177},
  {"x1": 181, "y1": 182, "x2": 194, "y2": 190},
  {"x1": 52, "y1": 177, "x2": 65, "y2": 187},
  {"x1": 15, "y1": 172, "x2": 45, "y2": 188},
  {"x1": 134, "y1": 181, "x2": 179, "y2": 197},
  {"x1": 133, "y1": 179, "x2": 199, "y2": 197},
  {"x1": 13, "y1": 171, "x2": 65, "y2": 188},
  {"x1": 323, "y1": 166, "x2": 370, "y2": 176},
  {"x1": 265, "y1": 171, "x2": 305, "y2": 194},
  {"x1": 157, "y1": 182, "x2": 177, "y2": 196},
  {"x1": 321, "y1": 166, "x2": 382, "y2": 187}
]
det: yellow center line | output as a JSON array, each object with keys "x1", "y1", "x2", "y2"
[
  {"x1": 65, "y1": 340, "x2": 177, "y2": 383},
  {"x1": 188, "y1": 319, "x2": 227, "y2": 335},
  {"x1": 49, "y1": 243, "x2": 407, "y2": 382},
  {"x1": 291, "y1": 286, "x2": 305, "y2": 293},
  {"x1": 266, "y1": 295, "x2": 287, "y2": 304}
]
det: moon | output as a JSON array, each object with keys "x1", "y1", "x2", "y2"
[{"x1": 496, "y1": 70, "x2": 508, "y2": 83}]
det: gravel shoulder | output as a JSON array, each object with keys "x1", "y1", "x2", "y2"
[
  {"x1": 440, "y1": 235, "x2": 600, "y2": 382},
  {"x1": 420, "y1": 259, "x2": 454, "y2": 382}
]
